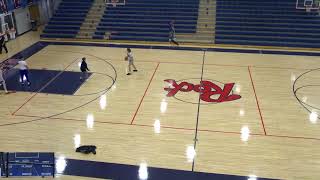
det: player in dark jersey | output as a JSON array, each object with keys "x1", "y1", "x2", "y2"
[{"x1": 80, "y1": 57, "x2": 90, "y2": 80}]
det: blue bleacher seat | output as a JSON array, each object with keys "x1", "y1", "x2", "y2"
[
  {"x1": 41, "y1": 0, "x2": 93, "y2": 39},
  {"x1": 94, "y1": 0, "x2": 199, "y2": 41},
  {"x1": 215, "y1": 0, "x2": 320, "y2": 48}
]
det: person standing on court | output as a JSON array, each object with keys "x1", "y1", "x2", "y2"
[
  {"x1": 125, "y1": 48, "x2": 137, "y2": 75},
  {"x1": 169, "y1": 20, "x2": 179, "y2": 46},
  {"x1": 80, "y1": 57, "x2": 90, "y2": 80},
  {"x1": 0, "y1": 66, "x2": 8, "y2": 93},
  {"x1": 17, "y1": 57, "x2": 31, "y2": 86},
  {"x1": 0, "y1": 33, "x2": 8, "y2": 54}
]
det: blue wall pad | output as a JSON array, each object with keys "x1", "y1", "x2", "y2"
[{"x1": 1, "y1": 69, "x2": 91, "y2": 95}]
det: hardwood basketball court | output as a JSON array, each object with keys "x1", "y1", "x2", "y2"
[{"x1": 1, "y1": 33, "x2": 320, "y2": 180}]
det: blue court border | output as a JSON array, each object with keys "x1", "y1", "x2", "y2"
[
  {"x1": 63, "y1": 158, "x2": 275, "y2": 180},
  {"x1": 3, "y1": 41, "x2": 312, "y2": 180}
]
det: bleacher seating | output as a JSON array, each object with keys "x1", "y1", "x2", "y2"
[
  {"x1": 41, "y1": 0, "x2": 320, "y2": 49},
  {"x1": 93, "y1": 0, "x2": 200, "y2": 41},
  {"x1": 41, "y1": 0, "x2": 93, "y2": 39},
  {"x1": 215, "y1": 0, "x2": 320, "y2": 48}
]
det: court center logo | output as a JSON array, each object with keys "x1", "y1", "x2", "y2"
[{"x1": 164, "y1": 79, "x2": 241, "y2": 104}]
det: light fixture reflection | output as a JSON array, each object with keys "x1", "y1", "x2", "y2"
[
  {"x1": 302, "y1": 96, "x2": 308, "y2": 103},
  {"x1": 86, "y1": 114, "x2": 94, "y2": 129},
  {"x1": 186, "y1": 145, "x2": 196, "y2": 162},
  {"x1": 291, "y1": 74, "x2": 296, "y2": 82},
  {"x1": 138, "y1": 162, "x2": 148, "y2": 180},
  {"x1": 241, "y1": 126, "x2": 250, "y2": 142},
  {"x1": 309, "y1": 111, "x2": 318, "y2": 124},
  {"x1": 235, "y1": 84, "x2": 241, "y2": 94},
  {"x1": 74, "y1": 134, "x2": 81, "y2": 148},
  {"x1": 240, "y1": 109, "x2": 245, "y2": 116},
  {"x1": 160, "y1": 99, "x2": 167, "y2": 113},
  {"x1": 165, "y1": 80, "x2": 174, "y2": 88},
  {"x1": 78, "y1": 62, "x2": 81, "y2": 67},
  {"x1": 55, "y1": 156, "x2": 67, "y2": 174},
  {"x1": 248, "y1": 174, "x2": 257, "y2": 180},
  {"x1": 100, "y1": 94, "x2": 107, "y2": 110},
  {"x1": 112, "y1": 84, "x2": 116, "y2": 91},
  {"x1": 154, "y1": 119, "x2": 161, "y2": 134}
]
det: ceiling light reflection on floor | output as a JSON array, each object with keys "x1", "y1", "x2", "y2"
[
  {"x1": 291, "y1": 74, "x2": 296, "y2": 82},
  {"x1": 73, "y1": 134, "x2": 81, "y2": 148},
  {"x1": 235, "y1": 84, "x2": 241, "y2": 94},
  {"x1": 55, "y1": 156, "x2": 67, "y2": 174},
  {"x1": 86, "y1": 114, "x2": 94, "y2": 129},
  {"x1": 160, "y1": 99, "x2": 167, "y2": 113},
  {"x1": 138, "y1": 162, "x2": 148, "y2": 180},
  {"x1": 112, "y1": 84, "x2": 116, "y2": 91},
  {"x1": 241, "y1": 126, "x2": 250, "y2": 142},
  {"x1": 100, "y1": 94, "x2": 107, "y2": 110},
  {"x1": 302, "y1": 96, "x2": 307, "y2": 103},
  {"x1": 248, "y1": 174, "x2": 258, "y2": 180},
  {"x1": 309, "y1": 111, "x2": 318, "y2": 124},
  {"x1": 154, "y1": 119, "x2": 161, "y2": 134},
  {"x1": 186, "y1": 145, "x2": 196, "y2": 162},
  {"x1": 240, "y1": 109, "x2": 245, "y2": 116}
]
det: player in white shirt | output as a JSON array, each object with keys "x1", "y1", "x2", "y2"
[
  {"x1": 0, "y1": 66, "x2": 8, "y2": 93},
  {"x1": 17, "y1": 58, "x2": 31, "y2": 85},
  {"x1": 125, "y1": 48, "x2": 137, "y2": 75}
]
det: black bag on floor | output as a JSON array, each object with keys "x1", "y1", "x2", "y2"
[{"x1": 76, "y1": 145, "x2": 97, "y2": 154}]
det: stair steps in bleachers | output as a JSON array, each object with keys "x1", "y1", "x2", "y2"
[
  {"x1": 176, "y1": 0, "x2": 216, "y2": 43},
  {"x1": 77, "y1": 0, "x2": 106, "y2": 39},
  {"x1": 41, "y1": 0, "x2": 94, "y2": 39}
]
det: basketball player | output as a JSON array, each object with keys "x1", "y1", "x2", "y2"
[
  {"x1": 80, "y1": 57, "x2": 90, "y2": 80},
  {"x1": 169, "y1": 20, "x2": 179, "y2": 46},
  {"x1": 125, "y1": 48, "x2": 137, "y2": 75},
  {"x1": 0, "y1": 33, "x2": 8, "y2": 54},
  {"x1": 17, "y1": 57, "x2": 31, "y2": 86},
  {"x1": 0, "y1": 66, "x2": 8, "y2": 93}
]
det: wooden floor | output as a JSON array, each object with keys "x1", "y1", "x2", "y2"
[{"x1": 1, "y1": 32, "x2": 320, "y2": 180}]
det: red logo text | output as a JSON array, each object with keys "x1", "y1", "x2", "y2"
[{"x1": 164, "y1": 79, "x2": 241, "y2": 103}]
